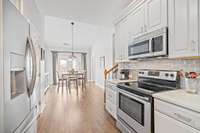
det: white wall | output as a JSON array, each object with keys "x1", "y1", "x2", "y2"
[
  {"x1": 0, "y1": 0, "x2": 4, "y2": 132},
  {"x1": 44, "y1": 16, "x2": 96, "y2": 50},
  {"x1": 91, "y1": 28, "x2": 114, "y2": 89}
]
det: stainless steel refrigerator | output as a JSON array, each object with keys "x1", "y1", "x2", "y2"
[{"x1": 3, "y1": 0, "x2": 39, "y2": 132}]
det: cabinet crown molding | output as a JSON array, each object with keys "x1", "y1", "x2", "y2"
[{"x1": 113, "y1": 0, "x2": 147, "y2": 25}]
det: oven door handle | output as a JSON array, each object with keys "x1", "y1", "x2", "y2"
[
  {"x1": 131, "y1": 92, "x2": 150, "y2": 101},
  {"x1": 119, "y1": 89, "x2": 150, "y2": 102}
]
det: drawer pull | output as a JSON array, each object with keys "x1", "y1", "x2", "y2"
[{"x1": 174, "y1": 113, "x2": 192, "y2": 123}]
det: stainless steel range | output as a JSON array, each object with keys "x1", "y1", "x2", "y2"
[{"x1": 116, "y1": 70, "x2": 180, "y2": 133}]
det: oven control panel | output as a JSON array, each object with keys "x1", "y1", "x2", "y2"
[{"x1": 138, "y1": 70, "x2": 178, "y2": 81}]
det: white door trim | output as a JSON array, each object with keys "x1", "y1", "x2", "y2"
[{"x1": 0, "y1": 0, "x2": 4, "y2": 132}]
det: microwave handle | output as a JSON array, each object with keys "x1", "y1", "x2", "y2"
[{"x1": 149, "y1": 38, "x2": 153, "y2": 52}]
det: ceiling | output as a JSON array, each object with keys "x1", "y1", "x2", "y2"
[{"x1": 35, "y1": 0, "x2": 133, "y2": 27}]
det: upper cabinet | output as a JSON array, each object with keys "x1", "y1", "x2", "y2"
[
  {"x1": 128, "y1": 5, "x2": 146, "y2": 37},
  {"x1": 115, "y1": 17, "x2": 129, "y2": 62},
  {"x1": 145, "y1": 0, "x2": 168, "y2": 32},
  {"x1": 168, "y1": 0, "x2": 199, "y2": 58},
  {"x1": 127, "y1": 0, "x2": 167, "y2": 37},
  {"x1": 114, "y1": 0, "x2": 200, "y2": 61},
  {"x1": 114, "y1": 0, "x2": 168, "y2": 62}
]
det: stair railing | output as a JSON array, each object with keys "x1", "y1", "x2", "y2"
[{"x1": 103, "y1": 64, "x2": 118, "y2": 103}]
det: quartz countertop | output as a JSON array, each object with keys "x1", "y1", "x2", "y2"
[
  {"x1": 153, "y1": 90, "x2": 200, "y2": 113},
  {"x1": 107, "y1": 79, "x2": 137, "y2": 84}
]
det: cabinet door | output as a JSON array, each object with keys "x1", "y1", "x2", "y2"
[
  {"x1": 115, "y1": 17, "x2": 129, "y2": 61},
  {"x1": 132, "y1": 5, "x2": 146, "y2": 36},
  {"x1": 119, "y1": 18, "x2": 129, "y2": 60},
  {"x1": 115, "y1": 23, "x2": 121, "y2": 61},
  {"x1": 155, "y1": 111, "x2": 200, "y2": 133},
  {"x1": 145, "y1": 0, "x2": 167, "y2": 32},
  {"x1": 169, "y1": 0, "x2": 199, "y2": 58}
]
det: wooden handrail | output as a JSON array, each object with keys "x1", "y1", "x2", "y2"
[{"x1": 104, "y1": 64, "x2": 118, "y2": 80}]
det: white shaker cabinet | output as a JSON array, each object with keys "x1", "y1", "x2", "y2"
[
  {"x1": 145, "y1": 0, "x2": 168, "y2": 32},
  {"x1": 127, "y1": 0, "x2": 167, "y2": 37},
  {"x1": 127, "y1": 3, "x2": 146, "y2": 38},
  {"x1": 105, "y1": 81, "x2": 117, "y2": 119},
  {"x1": 168, "y1": 0, "x2": 199, "y2": 58},
  {"x1": 115, "y1": 3, "x2": 146, "y2": 62},
  {"x1": 154, "y1": 99, "x2": 200, "y2": 133},
  {"x1": 128, "y1": 5, "x2": 146, "y2": 36},
  {"x1": 155, "y1": 111, "x2": 200, "y2": 133},
  {"x1": 115, "y1": 17, "x2": 129, "y2": 62},
  {"x1": 114, "y1": 0, "x2": 168, "y2": 62},
  {"x1": 115, "y1": 23, "x2": 121, "y2": 62}
]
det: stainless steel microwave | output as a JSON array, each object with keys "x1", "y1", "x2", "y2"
[{"x1": 128, "y1": 27, "x2": 168, "y2": 59}]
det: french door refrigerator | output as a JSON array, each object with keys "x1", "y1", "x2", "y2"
[{"x1": 3, "y1": 0, "x2": 39, "y2": 133}]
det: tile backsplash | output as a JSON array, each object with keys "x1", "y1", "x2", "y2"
[
  {"x1": 119, "y1": 58, "x2": 200, "y2": 72},
  {"x1": 118, "y1": 58, "x2": 200, "y2": 93}
]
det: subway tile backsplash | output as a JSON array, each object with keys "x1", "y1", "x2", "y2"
[{"x1": 119, "y1": 58, "x2": 200, "y2": 72}]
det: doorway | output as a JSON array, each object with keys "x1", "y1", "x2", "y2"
[{"x1": 52, "y1": 52, "x2": 87, "y2": 85}]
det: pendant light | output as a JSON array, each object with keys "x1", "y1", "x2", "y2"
[{"x1": 69, "y1": 22, "x2": 76, "y2": 60}]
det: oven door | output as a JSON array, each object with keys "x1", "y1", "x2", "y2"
[
  {"x1": 117, "y1": 89, "x2": 152, "y2": 133},
  {"x1": 128, "y1": 39, "x2": 153, "y2": 59}
]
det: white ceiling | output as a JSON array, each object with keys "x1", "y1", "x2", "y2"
[
  {"x1": 44, "y1": 16, "x2": 114, "y2": 51},
  {"x1": 35, "y1": 0, "x2": 133, "y2": 27},
  {"x1": 44, "y1": 16, "x2": 98, "y2": 50}
]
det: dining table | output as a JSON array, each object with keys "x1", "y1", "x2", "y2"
[
  {"x1": 61, "y1": 71, "x2": 85, "y2": 79},
  {"x1": 61, "y1": 71, "x2": 86, "y2": 92}
]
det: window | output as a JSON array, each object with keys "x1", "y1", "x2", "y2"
[{"x1": 57, "y1": 53, "x2": 86, "y2": 74}]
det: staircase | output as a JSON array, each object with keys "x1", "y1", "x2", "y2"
[
  {"x1": 104, "y1": 64, "x2": 118, "y2": 80},
  {"x1": 104, "y1": 64, "x2": 118, "y2": 103}
]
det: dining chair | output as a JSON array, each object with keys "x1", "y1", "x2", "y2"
[
  {"x1": 68, "y1": 74, "x2": 79, "y2": 95},
  {"x1": 56, "y1": 71, "x2": 63, "y2": 90},
  {"x1": 77, "y1": 73, "x2": 86, "y2": 91},
  {"x1": 62, "y1": 73, "x2": 68, "y2": 92}
]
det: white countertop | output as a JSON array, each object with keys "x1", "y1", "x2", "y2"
[
  {"x1": 153, "y1": 90, "x2": 200, "y2": 113},
  {"x1": 107, "y1": 79, "x2": 137, "y2": 84}
]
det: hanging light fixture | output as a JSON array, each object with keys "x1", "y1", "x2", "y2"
[{"x1": 69, "y1": 22, "x2": 76, "y2": 60}]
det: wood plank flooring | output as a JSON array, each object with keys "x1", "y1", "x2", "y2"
[{"x1": 37, "y1": 83, "x2": 120, "y2": 133}]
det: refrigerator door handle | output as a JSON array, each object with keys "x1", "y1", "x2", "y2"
[{"x1": 25, "y1": 36, "x2": 37, "y2": 97}]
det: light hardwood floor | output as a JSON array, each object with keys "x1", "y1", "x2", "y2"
[{"x1": 37, "y1": 83, "x2": 120, "y2": 133}]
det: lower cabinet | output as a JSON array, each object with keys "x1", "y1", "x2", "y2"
[
  {"x1": 105, "y1": 81, "x2": 117, "y2": 119},
  {"x1": 154, "y1": 99, "x2": 200, "y2": 133},
  {"x1": 155, "y1": 111, "x2": 200, "y2": 133}
]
